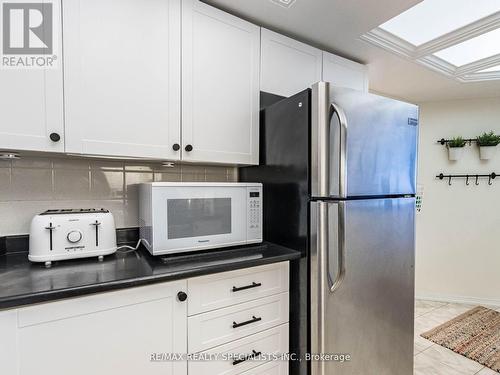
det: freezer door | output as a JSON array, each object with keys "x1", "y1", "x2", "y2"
[
  {"x1": 310, "y1": 198, "x2": 415, "y2": 375},
  {"x1": 333, "y1": 87, "x2": 418, "y2": 197},
  {"x1": 312, "y1": 82, "x2": 418, "y2": 198}
]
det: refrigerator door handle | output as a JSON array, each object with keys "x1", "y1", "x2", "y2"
[
  {"x1": 330, "y1": 103, "x2": 348, "y2": 198},
  {"x1": 328, "y1": 201, "x2": 346, "y2": 293},
  {"x1": 311, "y1": 201, "x2": 347, "y2": 375}
]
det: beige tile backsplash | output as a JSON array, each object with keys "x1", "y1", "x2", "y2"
[{"x1": 0, "y1": 155, "x2": 237, "y2": 235}]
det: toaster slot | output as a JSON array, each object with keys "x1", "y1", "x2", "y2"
[
  {"x1": 91, "y1": 220, "x2": 101, "y2": 247},
  {"x1": 45, "y1": 222, "x2": 55, "y2": 251}
]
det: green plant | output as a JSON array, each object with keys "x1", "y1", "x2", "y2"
[
  {"x1": 477, "y1": 131, "x2": 500, "y2": 147},
  {"x1": 448, "y1": 136, "x2": 466, "y2": 148}
]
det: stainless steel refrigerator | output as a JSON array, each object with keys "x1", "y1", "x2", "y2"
[{"x1": 241, "y1": 81, "x2": 418, "y2": 375}]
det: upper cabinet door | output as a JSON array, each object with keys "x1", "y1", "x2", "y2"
[
  {"x1": 322, "y1": 51, "x2": 369, "y2": 92},
  {"x1": 63, "y1": 0, "x2": 181, "y2": 160},
  {"x1": 0, "y1": 0, "x2": 64, "y2": 152},
  {"x1": 260, "y1": 28, "x2": 323, "y2": 97},
  {"x1": 182, "y1": 0, "x2": 260, "y2": 165}
]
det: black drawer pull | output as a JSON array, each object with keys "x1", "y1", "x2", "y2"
[
  {"x1": 232, "y1": 350, "x2": 261, "y2": 366},
  {"x1": 232, "y1": 316, "x2": 262, "y2": 329},
  {"x1": 232, "y1": 282, "x2": 262, "y2": 293}
]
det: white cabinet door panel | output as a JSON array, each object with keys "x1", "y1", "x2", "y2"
[
  {"x1": 63, "y1": 0, "x2": 181, "y2": 159},
  {"x1": 261, "y1": 28, "x2": 322, "y2": 97},
  {"x1": 16, "y1": 281, "x2": 187, "y2": 375},
  {"x1": 0, "y1": 309, "x2": 18, "y2": 375},
  {"x1": 0, "y1": 0, "x2": 64, "y2": 152},
  {"x1": 322, "y1": 51, "x2": 368, "y2": 92},
  {"x1": 182, "y1": 0, "x2": 260, "y2": 165}
]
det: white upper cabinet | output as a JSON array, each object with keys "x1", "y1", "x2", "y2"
[
  {"x1": 322, "y1": 51, "x2": 369, "y2": 92},
  {"x1": 182, "y1": 0, "x2": 260, "y2": 165},
  {"x1": 63, "y1": 0, "x2": 181, "y2": 160},
  {"x1": 260, "y1": 28, "x2": 323, "y2": 97},
  {"x1": 0, "y1": 0, "x2": 64, "y2": 153}
]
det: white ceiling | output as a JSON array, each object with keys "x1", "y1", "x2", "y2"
[{"x1": 204, "y1": 0, "x2": 500, "y2": 103}]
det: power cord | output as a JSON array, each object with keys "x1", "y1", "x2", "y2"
[{"x1": 116, "y1": 239, "x2": 142, "y2": 253}]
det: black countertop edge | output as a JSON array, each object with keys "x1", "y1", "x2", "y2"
[{"x1": 0, "y1": 242, "x2": 301, "y2": 310}]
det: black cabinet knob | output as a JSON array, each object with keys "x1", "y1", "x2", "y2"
[
  {"x1": 172, "y1": 143, "x2": 180, "y2": 151},
  {"x1": 177, "y1": 291, "x2": 188, "y2": 302},
  {"x1": 49, "y1": 133, "x2": 61, "y2": 142},
  {"x1": 184, "y1": 144, "x2": 193, "y2": 152}
]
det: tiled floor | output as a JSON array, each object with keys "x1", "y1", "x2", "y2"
[{"x1": 414, "y1": 300, "x2": 500, "y2": 375}]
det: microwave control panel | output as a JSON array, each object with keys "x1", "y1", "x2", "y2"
[{"x1": 247, "y1": 186, "x2": 263, "y2": 242}]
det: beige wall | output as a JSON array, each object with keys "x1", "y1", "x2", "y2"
[
  {"x1": 416, "y1": 97, "x2": 500, "y2": 306},
  {"x1": 0, "y1": 155, "x2": 237, "y2": 235}
]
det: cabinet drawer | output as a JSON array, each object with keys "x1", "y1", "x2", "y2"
[
  {"x1": 240, "y1": 361, "x2": 288, "y2": 375},
  {"x1": 188, "y1": 262, "x2": 289, "y2": 315},
  {"x1": 189, "y1": 293, "x2": 289, "y2": 353},
  {"x1": 188, "y1": 324, "x2": 289, "y2": 375}
]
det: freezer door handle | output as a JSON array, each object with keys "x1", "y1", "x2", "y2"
[
  {"x1": 330, "y1": 103, "x2": 348, "y2": 199},
  {"x1": 310, "y1": 82, "x2": 348, "y2": 198}
]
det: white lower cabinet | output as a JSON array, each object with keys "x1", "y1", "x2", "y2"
[
  {"x1": 0, "y1": 262, "x2": 290, "y2": 375},
  {"x1": 187, "y1": 262, "x2": 289, "y2": 315},
  {"x1": 240, "y1": 360, "x2": 289, "y2": 375},
  {"x1": 188, "y1": 324, "x2": 289, "y2": 375},
  {"x1": 5, "y1": 281, "x2": 188, "y2": 375},
  {"x1": 188, "y1": 262, "x2": 290, "y2": 375},
  {"x1": 188, "y1": 292, "x2": 289, "y2": 353}
]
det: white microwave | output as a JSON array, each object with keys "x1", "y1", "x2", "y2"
[{"x1": 138, "y1": 182, "x2": 263, "y2": 255}]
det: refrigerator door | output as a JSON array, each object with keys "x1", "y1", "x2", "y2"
[
  {"x1": 310, "y1": 198, "x2": 415, "y2": 375},
  {"x1": 311, "y1": 82, "x2": 419, "y2": 198}
]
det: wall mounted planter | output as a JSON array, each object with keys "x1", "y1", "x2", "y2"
[
  {"x1": 479, "y1": 145, "x2": 497, "y2": 160},
  {"x1": 448, "y1": 147, "x2": 465, "y2": 161}
]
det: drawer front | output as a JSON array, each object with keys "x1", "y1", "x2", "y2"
[
  {"x1": 189, "y1": 293, "x2": 289, "y2": 353},
  {"x1": 240, "y1": 361, "x2": 288, "y2": 375},
  {"x1": 188, "y1": 262, "x2": 289, "y2": 315},
  {"x1": 188, "y1": 324, "x2": 289, "y2": 375}
]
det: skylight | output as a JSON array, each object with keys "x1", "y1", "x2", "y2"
[
  {"x1": 434, "y1": 28, "x2": 500, "y2": 66},
  {"x1": 380, "y1": 0, "x2": 500, "y2": 46}
]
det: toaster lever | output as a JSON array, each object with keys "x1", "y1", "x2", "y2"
[
  {"x1": 45, "y1": 223, "x2": 55, "y2": 251},
  {"x1": 91, "y1": 221, "x2": 101, "y2": 247}
]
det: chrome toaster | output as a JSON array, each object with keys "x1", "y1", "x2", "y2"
[{"x1": 29, "y1": 209, "x2": 117, "y2": 267}]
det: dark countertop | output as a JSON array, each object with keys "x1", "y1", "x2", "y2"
[{"x1": 0, "y1": 242, "x2": 301, "y2": 310}]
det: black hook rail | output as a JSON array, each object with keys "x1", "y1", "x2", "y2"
[
  {"x1": 436, "y1": 173, "x2": 497, "y2": 186},
  {"x1": 437, "y1": 138, "x2": 477, "y2": 146}
]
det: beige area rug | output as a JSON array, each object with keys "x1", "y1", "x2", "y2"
[{"x1": 421, "y1": 306, "x2": 500, "y2": 373}]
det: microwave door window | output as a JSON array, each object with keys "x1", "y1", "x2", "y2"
[{"x1": 167, "y1": 198, "x2": 232, "y2": 239}]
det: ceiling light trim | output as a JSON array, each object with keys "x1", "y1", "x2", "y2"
[
  {"x1": 460, "y1": 71, "x2": 500, "y2": 82},
  {"x1": 455, "y1": 53, "x2": 500, "y2": 75},
  {"x1": 361, "y1": 11, "x2": 500, "y2": 83},
  {"x1": 360, "y1": 29, "x2": 415, "y2": 58},
  {"x1": 414, "y1": 11, "x2": 500, "y2": 57}
]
